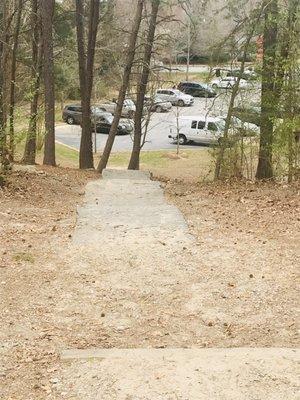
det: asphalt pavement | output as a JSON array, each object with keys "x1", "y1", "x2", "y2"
[{"x1": 55, "y1": 91, "x2": 255, "y2": 153}]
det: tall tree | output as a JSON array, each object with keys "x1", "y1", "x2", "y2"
[
  {"x1": 128, "y1": 0, "x2": 160, "y2": 170},
  {"x1": 97, "y1": 0, "x2": 144, "y2": 173},
  {"x1": 75, "y1": 0, "x2": 100, "y2": 169},
  {"x1": 0, "y1": 1, "x2": 10, "y2": 170},
  {"x1": 8, "y1": 0, "x2": 23, "y2": 162},
  {"x1": 214, "y1": 5, "x2": 263, "y2": 180},
  {"x1": 23, "y1": 0, "x2": 42, "y2": 165},
  {"x1": 41, "y1": 0, "x2": 56, "y2": 166},
  {"x1": 256, "y1": 0, "x2": 278, "y2": 180}
]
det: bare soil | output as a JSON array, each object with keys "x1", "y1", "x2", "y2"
[
  {"x1": 0, "y1": 167, "x2": 95, "y2": 399},
  {"x1": 164, "y1": 179, "x2": 299, "y2": 347},
  {"x1": 0, "y1": 168, "x2": 299, "y2": 399}
]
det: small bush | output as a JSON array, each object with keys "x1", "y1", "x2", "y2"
[{"x1": 13, "y1": 252, "x2": 35, "y2": 264}]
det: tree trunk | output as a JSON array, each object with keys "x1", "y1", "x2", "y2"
[
  {"x1": 75, "y1": 0, "x2": 100, "y2": 170},
  {"x1": 23, "y1": 0, "x2": 41, "y2": 165},
  {"x1": 0, "y1": 4, "x2": 5, "y2": 167},
  {"x1": 214, "y1": 12, "x2": 261, "y2": 180},
  {"x1": 128, "y1": 0, "x2": 160, "y2": 170},
  {"x1": 283, "y1": 0, "x2": 299, "y2": 182},
  {"x1": 256, "y1": 0, "x2": 278, "y2": 180},
  {"x1": 41, "y1": 0, "x2": 56, "y2": 166},
  {"x1": 8, "y1": 0, "x2": 23, "y2": 162},
  {"x1": 97, "y1": 0, "x2": 144, "y2": 173},
  {"x1": 0, "y1": 1, "x2": 11, "y2": 169}
]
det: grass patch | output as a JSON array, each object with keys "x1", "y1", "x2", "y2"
[
  {"x1": 14, "y1": 134, "x2": 79, "y2": 168},
  {"x1": 13, "y1": 252, "x2": 35, "y2": 264},
  {"x1": 107, "y1": 149, "x2": 213, "y2": 181},
  {"x1": 108, "y1": 150, "x2": 171, "y2": 169},
  {"x1": 160, "y1": 71, "x2": 211, "y2": 87},
  {"x1": 13, "y1": 129, "x2": 213, "y2": 182},
  {"x1": 54, "y1": 144, "x2": 79, "y2": 167}
]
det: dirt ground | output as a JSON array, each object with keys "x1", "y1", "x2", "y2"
[
  {"x1": 164, "y1": 179, "x2": 299, "y2": 347},
  {"x1": 0, "y1": 167, "x2": 299, "y2": 399},
  {"x1": 0, "y1": 167, "x2": 95, "y2": 399}
]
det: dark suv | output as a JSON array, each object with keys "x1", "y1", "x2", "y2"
[
  {"x1": 177, "y1": 81, "x2": 216, "y2": 98},
  {"x1": 62, "y1": 105, "x2": 108, "y2": 125},
  {"x1": 62, "y1": 104, "x2": 82, "y2": 125}
]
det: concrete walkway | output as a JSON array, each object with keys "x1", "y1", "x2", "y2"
[{"x1": 58, "y1": 170, "x2": 299, "y2": 399}]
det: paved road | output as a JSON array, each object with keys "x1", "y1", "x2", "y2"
[
  {"x1": 56, "y1": 96, "x2": 233, "y2": 152},
  {"x1": 55, "y1": 91, "x2": 258, "y2": 153},
  {"x1": 161, "y1": 64, "x2": 210, "y2": 74}
]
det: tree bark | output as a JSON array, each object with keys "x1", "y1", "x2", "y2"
[
  {"x1": 41, "y1": 0, "x2": 56, "y2": 166},
  {"x1": 0, "y1": 4, "x2": 5, "y2": 166},
  {"x1": 75, "y1": 0, "x2": 100, "y2": 169},
  {"x1": 214, "y1": 8, "x2": 262, "y2": 180},
  {"x1": 23, "y1": 0, "x2": 41, "y2": 165},
  {"x1": 283, "y1": 0, "x2": 299, "y2": 182},
  {"x1": 8, "y1": 0, "x2": 23, "y2": 162},
  {"x1": 97, "y1": 0, "x2": 144, "y2": 173},
  {"x1": 256, "y1": 0, "x2": 278, "y2": 180},
  {"x1": 0, "y1": 1, "x2": 11, "y2": 169},
  {"x1": 128, "y1": 0, "x2": 160, "y2": 170}
]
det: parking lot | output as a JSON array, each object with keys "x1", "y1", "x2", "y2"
[{"x1": 55, "y1": 89, "x2": 259, "y2": 152}]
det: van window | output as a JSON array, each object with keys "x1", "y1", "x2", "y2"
[
  {"x1": 198, "y1": 121, "x2": 205, "y2": 129},
  {"x1": 208, "y1": 122, "x2": 218, "y2": 131},
  {"x1": 191, "y1": 121, "x2": 197, "y2": 129}
]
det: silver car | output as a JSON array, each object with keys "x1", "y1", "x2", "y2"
[
  {"x1": 144, "y1": 95, "x2": 172, "y2": 112},
  {"x1": 156, "y1": 89, "x2": 194, "y2": 107},
  {"x1": 97, "y1": 98, "x2": 136, "y2": 118}
]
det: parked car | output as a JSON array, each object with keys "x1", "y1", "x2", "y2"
[
  {"x1": 210, "y1": 76, "x2": 249, "y2": 90},
  {"x1": 227, "y1": 68, "x2": 258, "y2": 81},
  {"x1": 97, "y1": 98, "x2": 136, "y2": 118},
  {"x1": 168, "y1": 116, "x2": 226, "y2": 145},
  {"x1": 62, "y1": 104, "x2": 107, "y2": 125},
  {"x1": 62, "y1": 104, "x2": 82, "y2": 125},
  {"x1": 95, "y1": 114, "x2": 133, "y2": 135},
  {"x1": 221, "y1": 115, "x2": 260, "y2": 135},
  {"x1": 232, "y1": 105, "x2": 261, "y2": 126},
  {"x1": 156, "y1": 89, "x2": 194, "y2": 106},
  {"x1": 177, "y1": 81, "x2": 216, "y2": 97},
  {"x1": 144, "y1": 95, "x2": 172, "y2": 112}
]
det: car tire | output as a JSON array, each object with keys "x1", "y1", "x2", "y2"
[
  {"x1": 66, "y1": 116, "x2": 75, "y2": 125},
  {"x1": 156, "y1": 105, "x2": 162, "y2": 113},
  {"x1": 178, "y1": 134, "x2": 187, "y2": 145},
  {"x1": 177, "y1": 99, "x2": 185, "y2": 107}
]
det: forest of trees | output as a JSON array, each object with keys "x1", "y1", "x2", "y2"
[{"x1": 0, "y1": 0, "x2": 299, "y2": 181}]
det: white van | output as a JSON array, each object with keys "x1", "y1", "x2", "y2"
[{"x1": 168, "y1": 116, "x2": 226, "y2": 145}]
